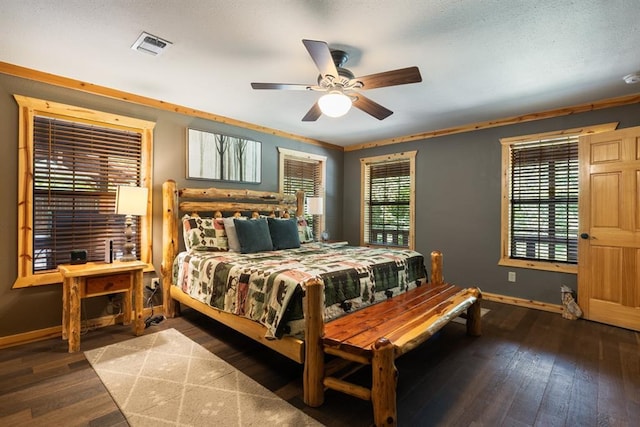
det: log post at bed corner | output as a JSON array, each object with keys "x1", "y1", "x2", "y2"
[
  {"x1": 302, "y1": 277, "x2": 325, "y2": 408},
  {"x1": 295, "y1": 190, "x2": 305, "y2": 217},
  {"x1": 162, "y1": 179, "x2": 178, "y2": 318},
  {"x1": 430, "y1": 250, "x2": 443, "y2": 284}
]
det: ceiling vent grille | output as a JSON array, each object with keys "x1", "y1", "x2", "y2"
[
  {"x1": 623, "y1": 72, "x2": 640, "y2": 84},
  {"x1": 131, "y1": 32, "x2": 172, "y2": 56}
]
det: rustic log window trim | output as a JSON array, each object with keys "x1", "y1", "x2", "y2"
[
  {"x1": 13, "y1": 95, "x2": 155, "y2": 288},
  {"x1": 360, "y1": 151, "x2": 416, "y2": 250},
  {"x1": 498, "y1": 123, "x2": 618, "y2": 273}
]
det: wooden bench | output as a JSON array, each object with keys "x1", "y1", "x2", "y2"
[{"x1": 319, "y1": 251, "x2": 482, "y2": 426}]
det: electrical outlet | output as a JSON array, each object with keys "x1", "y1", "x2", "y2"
[
  {"x1": 508, "y1": 271, "x2": 516, "y2": 282},
  {"x1": 150, "y1": 278, "x2": 160, "y2": 290}
]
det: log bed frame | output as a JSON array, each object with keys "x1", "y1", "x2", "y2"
[{"x1": 161, "y1": 179, "x2": 482, "y2": 427}]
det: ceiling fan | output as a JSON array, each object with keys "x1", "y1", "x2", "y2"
[{"x1": 251, "y1": 39, "x2": 422, "y2": 121}]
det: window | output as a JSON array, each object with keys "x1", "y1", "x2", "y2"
[
  {"x1": 278, "y1": 148, "x2": 326, "y2": 240},
  {"x1": 361, "y1": 151, "x2": 416, "y2": 249},
  {"x1": 13, "y1": 96, "x2": 155, "y2": 288},
  {"x1": 499, "y1": 123, "x2": 617, "y2": 273}
]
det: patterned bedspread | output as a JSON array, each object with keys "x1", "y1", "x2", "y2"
[{"x1": 172, "y1": 242, "x2": 427, "y2": 339}]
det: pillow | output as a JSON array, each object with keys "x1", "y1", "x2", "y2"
[
  {"x1": 182, "y1": 215, "x2": 228, "y2": 251},
  {"x1": 223, "y1": 216, "x2": 246, "y2": 252},
  {"x1": 234, "y1": 218, "x2": 273, "y2": 253},
  {"x1": 268, "y1": 217, "x2": 301, "y2": 250},
  {"x1": 296, "y1": 216, "x2": 314, "y2": 243}
]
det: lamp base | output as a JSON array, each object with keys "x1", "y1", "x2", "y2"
[
  {"x1": 119, "y1": 253, "x2": 137, "y2": 262},
  {"x1": 121, "y1": 215, "x2": 137, "y2": 262}
]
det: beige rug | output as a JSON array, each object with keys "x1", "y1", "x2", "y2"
[{"x1": 85, "y1": 328, "x2": 322, "y2": 426}]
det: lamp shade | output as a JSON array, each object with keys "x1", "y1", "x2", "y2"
[
  {"x1": 307, "y1": 197, "x2": 324, "y2": 215},
  {"x1": 318, "y1": 92, "x2": 352, "y2": 118},
  {"x1": 115, "y1": 186, "x2": 148, "y2": 216}
]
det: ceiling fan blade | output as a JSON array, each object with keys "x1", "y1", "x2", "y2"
[
  {"x1": 302, "y1": 102, "x2": 322, "y2": 122},
  {"x1": 302, "y1": 39, "x2": 339, "y2": 79},
  {"x1": 355, "y1": 66, "x2": 422, "y2": 90},
  {"x1": 251, "y1": 82, "x2": 311, "y2": 90},
  {"x1": 352, "y1": 94, "x2": 393, "y2": 120}
]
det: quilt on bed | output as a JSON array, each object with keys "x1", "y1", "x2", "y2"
[{"x1": 172, "y1": 242, "x2": 427, "y2": 339}]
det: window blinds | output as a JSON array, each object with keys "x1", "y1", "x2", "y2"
[
  {"x1": 283, "y1": 156, "x2": 322, "y2": 234},
  {"x1": 364, "y1": 159, "x2": 411, "y2": 247},
  {"x1": 32, "y1": 115, "x2": 143, "y2": 271},
  {"x1": 509, "y1": 136, "x2": 578, "y2": 263},
  {"x1": 283, "y1": 157, "x2": 320, "y2": 196}
]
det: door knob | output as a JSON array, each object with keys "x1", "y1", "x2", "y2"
[{"x1": 580, "y1": 233, "x2": 589, "y2": 239}]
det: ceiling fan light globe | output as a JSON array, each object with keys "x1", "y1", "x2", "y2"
[{"x1": 318, "y1": 92, "x2": 352, "y2": 117}]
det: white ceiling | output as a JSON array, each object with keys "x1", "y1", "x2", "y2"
[{"x1": 2, "y1": 0, "x2": 640, "y2": 147}]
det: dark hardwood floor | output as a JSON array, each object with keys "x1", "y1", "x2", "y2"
[{"x1": 1, "y1": 301, "x2": 638, "y2": 426}]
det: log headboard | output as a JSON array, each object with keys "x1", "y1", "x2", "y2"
[{"x1": 160, "y1": 179, "x2": 305, "y2": 316}]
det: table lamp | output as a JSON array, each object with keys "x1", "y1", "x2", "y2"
[
  {"x1": 115, "y1": 185, "x2": 148, "y2": 261},
  {"x1": 307, "y1": 196, "x2": 324, "y2": 241}
]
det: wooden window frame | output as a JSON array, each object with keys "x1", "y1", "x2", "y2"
[
  {"x1": 499, "y1": 123, "x2": 617, "y2": 274},
  {"x1": 13, "y1": 95, "x2": 155, "y2": 288},
  {"x1": 360, "y1": 151, "x2": 416, "y2": 250},
  {"x1": 278, "y1": 148, "x2": 327, "y2": 240}
]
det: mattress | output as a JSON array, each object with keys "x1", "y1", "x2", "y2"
[{"x1": 173, "y1": 242, "x2": 427, "y2": 338}]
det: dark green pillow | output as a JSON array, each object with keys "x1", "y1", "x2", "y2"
[
  {"x1": 234, "y1": 218, "x2": 273, "y2": 253},
  {"x1": 267, "y1": 218, "x2": 301, "y2": 250}
]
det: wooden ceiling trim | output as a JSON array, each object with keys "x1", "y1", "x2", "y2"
[
  {"x1": 345, "y1": 92, "x2": 640, "y2": 151},
  {"x1": 3, "y1": 61, "x2": 639, "y2": 153},
  {"x1": 0, "y1": 61, "x2": 342, "y2": 152}
]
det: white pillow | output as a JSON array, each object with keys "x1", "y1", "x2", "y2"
[{"x1": 223, "y1": 216, "x2": 246, "y2": 252}]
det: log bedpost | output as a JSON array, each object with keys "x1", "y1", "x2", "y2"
[
  {"x1": 430, "y1": 250, "x2": 443, "y2": 285},
  {"x1": 371, "y1": 337, "x2": 398, "y2": 427},
  {"x1": 162, "y1": 180, "x2": 178, "y2": 318},
  {"x1": 295, "y1": 190, "x2": 305, "y2": 218},
  {"x1": 303, "y1": 278, "x2": 325, "y2": 407}
]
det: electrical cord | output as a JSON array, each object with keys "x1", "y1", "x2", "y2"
[
  {"x1": 81, "y1": 296, "x2": 122, "y2": 335},
  {"x1": 144, "y1": 284, "x2": 165, "y2": 328}
]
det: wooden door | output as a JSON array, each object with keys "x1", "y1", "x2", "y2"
[{"x1": 578, "y1": 126, "x2": 640, "y2": 331}]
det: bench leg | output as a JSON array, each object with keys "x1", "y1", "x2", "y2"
[
  {"x1": 303, "y1": 279, "x2": 325, "y2": 407},
  {"x1": 466, "y1": 297, "x2": 482, "y2": 336},
  {"x1": 372, "y1": 338, "x2": 398, "y2": 427},
  {"x1": 303, "y1": 341, "x2": 325, "y2": 407}
]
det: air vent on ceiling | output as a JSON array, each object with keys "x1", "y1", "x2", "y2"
[
  {"x1": 623, "y1": 72, "x2": 640, "y2": 84},
  {"x1": 131, "y1": 32, "x2": 172, "y2": 56}
]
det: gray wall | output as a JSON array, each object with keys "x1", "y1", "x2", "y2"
[
  {"x1": 0, "y1": 73, "x2": 343, "y2": 337},
  {"x1": 2, "y1": 67, "x2": 639, "y2": 337},
  {"x1": 343, "y1": 103, "x2": 640, "y2": 304}
]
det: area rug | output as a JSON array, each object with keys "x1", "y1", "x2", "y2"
[{"x1": 85, "y1": 328, "x2": 322, "y2": 426}]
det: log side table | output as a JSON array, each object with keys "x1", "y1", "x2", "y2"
[{"x1": 58, "y1": 261, "x2": 146, "y2": 352}]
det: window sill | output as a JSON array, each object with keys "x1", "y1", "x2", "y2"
[{"x1": 498, "y1": 257, "x2": 577, "y2": 274}]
